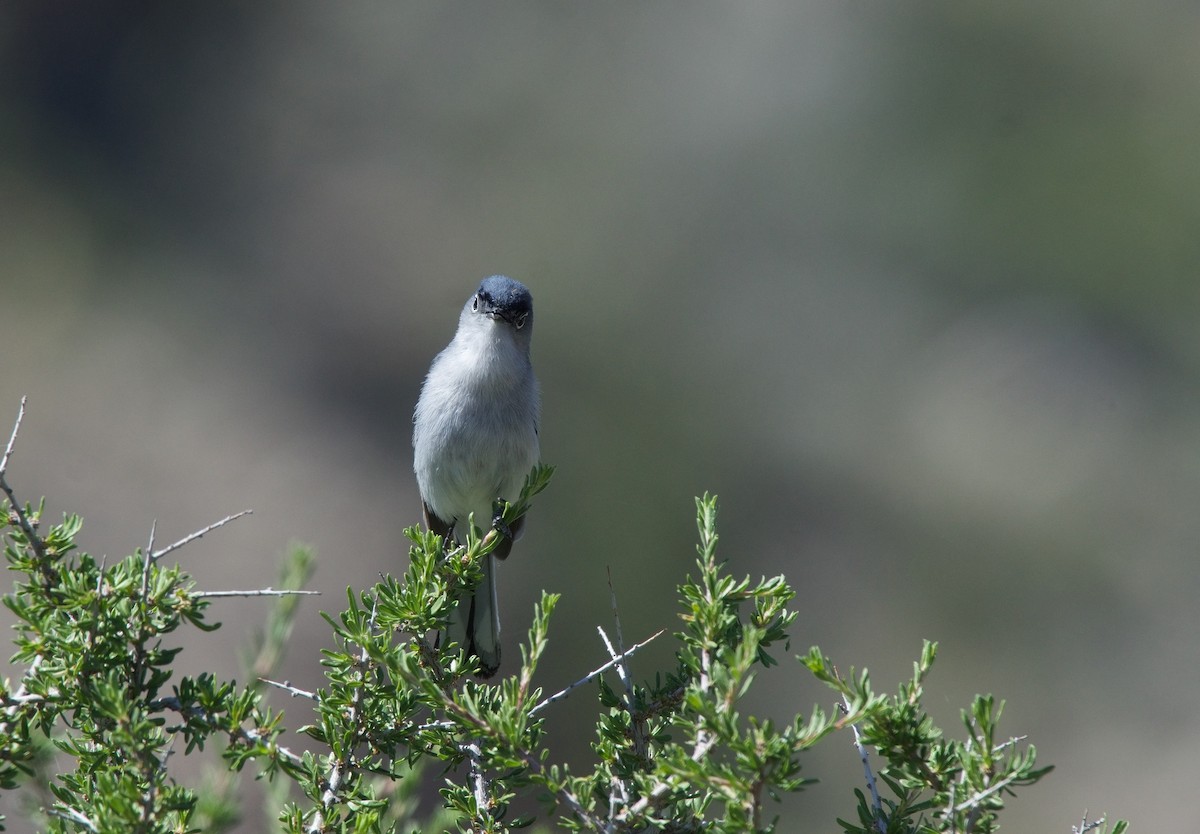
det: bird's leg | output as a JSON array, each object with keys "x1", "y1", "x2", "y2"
[
  {"x1": 488, "y1": 499, "x2": 517, "y2": 560},
  {"x1": 491, "y1": 498, "x2": 513, "y2": 541}
]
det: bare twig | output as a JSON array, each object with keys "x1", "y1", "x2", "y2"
[
  {"x1": 948, "y1": 731, "x2": 973, "y2": 834},
  {"x1": 141, "y1": 520, "x2": 157, "y2": 599},
  {"x1": 954, "y1": 769, "x2": 1029, "y2": 814},
  {"x1": 259, "y1": 678, "x2": 318, "y2": 701},
  {"x1": 597, "y1": 625, "x2": 634, "y2": 814},
  {"x1": 0, "y1": 397, "x2": 47, "y2": 564},
  {"x1": 151, "y1": 510, "x2": 253, "y2": 562},
  {"x1": 465, "y1": 741, "x2": 489, "y2": 814},
  {"x1": 604, "y1": 569, "x2": 636, "y2": 704},
  {"x1": 508, "y1": 744, "x2": 604, "y2": 831},
  {"x1": 992, "y1": 734, "x2": 1027, "y2": 754},
  {"x1": 947, "y1": 773, "x2": 958, "y2": 834},
  {"x1": 0, "y1": 655, "x2": 46, "y2": 742},
  {"x1": 0, "y1": 690, "x2": 45, "y2": 708},
  {"x1": 193, "y1": 588, "x2": 319, "y2": 599},
  {"x1": 620, "y1": 772, "x2": 678, "y2": 821},
  {"x1": 1073, "y1": 812, "x2": 1107, "y2": 834},
  {"x1": 600, "y1": 571, "x2": 650, "y2": 820},
  {"x1": 46, "y1": 806, "x2": 98, "y2": 833},
  {"x1": 528, "y1": 601, "x2": 697, "y2": 829},
  {"x1": 605, "y1": 569, "x2": 627, "y2": 658},
  {"x1": 843, "y1": 694, "x2": 886, "y2": 834},
  {"x1": 530, "y1": 629, "x2": 665, "y2": 717},
  {"x1": 153, "y1": 695, "x2": 305, "y2": 769},
  {"x1": 692, "y1": 570, "x2": 717, "y2": 764},
  {"x1": 311, "y1": 595, "x2": 379, "y2": 833},
  {"x1": 597, "y1": 628, "x2": 626, "y2": 689},
  {"x1": 0, "y1": 395, "x2": 24, "y2": 477},
  {"x1": 139, "y1": 732, "x2": 179, "y2": 826}
]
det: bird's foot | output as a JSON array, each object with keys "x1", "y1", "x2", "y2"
[
  {"x1": 491, "y1": 499, "x2": 513, "y2": 542},
  {"x1": 487, "y1": 499, "x2": 517, "y2": 559}
]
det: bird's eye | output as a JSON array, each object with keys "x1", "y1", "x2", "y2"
[
  {"x1": 514, "y1": 313, "x2": 527, "y2": 330},
  {"x1": 472, "y1": 295, "x2": 480, "y2": 312}
]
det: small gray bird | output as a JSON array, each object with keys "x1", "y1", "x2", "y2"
[{"x1": 412, "y1": 276, "x2": 540, "y2": 677}]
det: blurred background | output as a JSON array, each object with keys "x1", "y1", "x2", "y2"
[{"x1": 2, "y1": 2, "x2": 1198, "y2": 830}]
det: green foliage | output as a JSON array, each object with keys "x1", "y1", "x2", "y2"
[
  {"x1": 1, "y1": 412, "x2": 1127, "y2": 833},
  {"x1": 806, "y1": 642, "x2": 1057, "y2": 834},
  {"x1": 0, "y1": 487, "x2": 317, "y2": 832}
]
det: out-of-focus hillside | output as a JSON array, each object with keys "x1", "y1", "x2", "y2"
[{"x1": 3, "y1": 4, "x2": 1198, "y2": 830}]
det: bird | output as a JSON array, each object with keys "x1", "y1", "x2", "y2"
[{"x1": 412, "y1": 275, "x2": 540, "y2": 678}]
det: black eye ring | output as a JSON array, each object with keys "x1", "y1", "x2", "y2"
[{"x1": 472, "y1": 295, "x2": 480, "y2": 312}]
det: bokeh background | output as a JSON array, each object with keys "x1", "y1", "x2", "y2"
[{"x1": 3, "y1": 3, "x2": 1198, "y2": 830}]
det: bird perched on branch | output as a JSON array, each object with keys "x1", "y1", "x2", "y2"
[{"x1": 412, "y1": 275, "x2": 540, "y2": 677}]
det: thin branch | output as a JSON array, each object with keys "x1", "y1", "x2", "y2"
[
  {"x1": 959, "y1": 718, "x2": 982, "y2": 832},
  {"x1": 530, "y1": 629, "x2": 665, "y2": 717},
  {"x1": 151, "y1": 510, "x2": 253, "y2": 562},
  {"x1": 595, "y1": 628, "x2": 633, "y2": 696},
  {"x1": 194, "y1": 588, "x2": 319, "y2": 599},
  {"x1": 948, "y1": 731, "x2": 974, "y2": 834},
  {"x1": 558, "y1": 783, "x2": 602, "y2": 831},
  {"x1": 465, "y1": 741, "x2": 489, "y2": 814},
  {"x1": 238, "y1": 725, "x2": 305, "y2": 766},
  {"x1": 311, "y1": 595, "x2": 379, "y2": 833},
  {"x1": 509, "y1": 744, "x2": 605, "y2": 831},
  {"x1": 953, "y1": 768, "x2": 1029, "y2": 814},
  {"x1": 605, "y1": 569, "x2": 627, "y2": 662},
  {"x1": 1, "y1": 690, "x2": 46, "y2": 708},
  {"x1": 604, "y1": 568, "x2": 636, "y2": 704},
  {"x1": 139, "y1": 732, "x2": 179, "y2": 826},
  {"x1": 141, "y1": 520, "x2": 157, "y2": 599},
  {"x1": 597, "y1": 625, "x2": 634, "y2": 814},
  {"x1": 842, "y1": 694, "x2": 886, "y2": 834},
  {"x1": 602, "y1": 571, "x2": 646, "y2": 817},
  {"x1": 153, "y1": 694, "x2": 305, "y2": 769},
  {"x1": 0, "y1": 395, "x2": 25, "y2": 477},
  {"x1": 947, "y1": 773, "x2": 958, "y2": 834},
  {"x1": 0, "y1": 397, "x2": 47, "y2": 564},
  {"x1": 0, "y1": 655, "x2": 46, "y2": 742},
  {"x1": 259, "y1": 678, "x2": 318, "y2": 701},
  {"x1": 619, "y1": 775, "x2": 675, "y2": 821},
  {"x1": 693, "y1": 559, "x2": 717, "y2": 763},
  {"x1": 574, "y1": 625, "x2": 685, "y2": 828},
  {"x1": 46, "y1": 806, "x2": 98, "y2": 833},
  {"x1": 992, "y1": 734, "x2": 1027, "y2": 754}
]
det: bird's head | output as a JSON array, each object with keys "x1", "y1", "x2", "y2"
[{"x1": 468, "y1": 275, "x2": 533, "y2": 333}]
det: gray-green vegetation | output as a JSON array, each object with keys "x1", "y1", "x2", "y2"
[{"x1": 1, "y1": 404, "x2": 1125, "y2": 833}]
